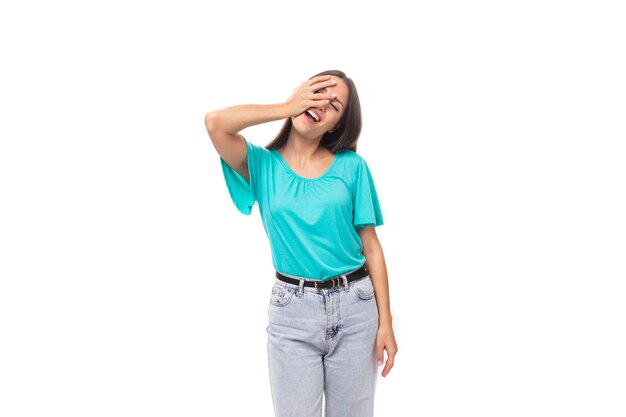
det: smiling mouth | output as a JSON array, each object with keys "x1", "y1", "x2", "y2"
[{"x1": 304, "y1": 109, "x2": 320, "y2": 122}]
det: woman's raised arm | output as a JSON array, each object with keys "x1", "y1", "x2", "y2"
[
  {"x1": 204, "y1": 75, "x2": 338, "y2": 182},
  {"x1": 204, "y1": 104, "x2": 288, "y2": 182}
]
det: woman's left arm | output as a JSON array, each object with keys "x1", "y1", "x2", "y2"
[{"x1": 358, "y1": 226, "x2": 398, "y2": 377}]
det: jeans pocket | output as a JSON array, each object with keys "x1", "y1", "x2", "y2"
[
  {"x1": 355, "y1": 276, "x2": 375, "y2": 300},
  {"x1": 270, "y1": 284, "x2": 295, "y2": 307}
]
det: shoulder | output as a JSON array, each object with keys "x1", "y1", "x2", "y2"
[
  {"x1": 333, "y1": 150, "x2": 371, "y2": 191},
  {"x1": 337, "y1": 149, "x2": 366, "y2": 165},
  {"x1": 338, "y1": 149, "x2": 371, "y2": 174}
]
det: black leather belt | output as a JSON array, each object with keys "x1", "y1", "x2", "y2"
[{"x1": 275, "y1": 263, "x2": 369, "y2": 289}]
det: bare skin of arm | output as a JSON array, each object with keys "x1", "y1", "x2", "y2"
[
  {"x1": 204, "y1": 103, "x2": 288, "y2": 184},
  {"x1": 204, "y1": 75, "x2": 337, "y2": 183},
  {"x1": 358, "y1": 225, "x2": 399, "y2": 377}
]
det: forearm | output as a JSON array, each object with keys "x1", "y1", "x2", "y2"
[
  {"x1": 363, "y1": 246, "x2": 392, "y2": 327},
  {"x1": 204, "y1": 103, "x2": 290, "y2": 135}
]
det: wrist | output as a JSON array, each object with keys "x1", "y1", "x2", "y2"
[
  {"x1": 378, "y1": 314, "x2": 393, "y2": 328},
  {"x1": 275, "y1": 102, "x2": 294, "y2": 119}
]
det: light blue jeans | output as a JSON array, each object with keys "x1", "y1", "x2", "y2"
[{"x1": 266, "y1": 267, "x2": 379, "y2": 417}]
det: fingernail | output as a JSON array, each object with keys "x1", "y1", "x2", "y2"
[{"x1": 377, "y1": 360, "x2": 383, "y2": 366}]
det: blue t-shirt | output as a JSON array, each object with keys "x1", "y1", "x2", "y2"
[{"x1": 219, "y1": 137, "x2": 384, "y2": 280}]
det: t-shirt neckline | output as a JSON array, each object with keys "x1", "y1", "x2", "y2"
[{"x1": 271, "y1": 148, "x2": 341, "y2": 181}]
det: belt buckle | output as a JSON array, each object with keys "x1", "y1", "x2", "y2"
[{"x1": 314, "y1": 281, "x2": 318, "y2": 289}]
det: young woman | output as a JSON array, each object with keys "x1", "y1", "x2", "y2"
[{"x1": 204, "y1": 70, "x2": 398, "y2": 417}]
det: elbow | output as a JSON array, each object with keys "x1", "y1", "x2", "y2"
[
  {"x1": 205, "y1": 111, "x2": 229, "y2": 135},
  {"x1": 362, "y1": 245, "x2": 381, "y2": 259},
  {"x1": 204, "y1": 111, "x2": 219, "y2": 133}
]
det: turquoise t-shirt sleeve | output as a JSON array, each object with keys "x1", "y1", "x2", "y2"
[
  {"x1": 353, "y1": 157, "x2": 384, "y2": 230},
  {"x1": 219, "y1": 136, "x2": 263, "y2": 215}
]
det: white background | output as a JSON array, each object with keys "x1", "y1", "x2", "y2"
[{"x1": 1, "y1": 0, "x2": 625, "y2": 416}]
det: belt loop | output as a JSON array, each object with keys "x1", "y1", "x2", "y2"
[
  {"x1": 298, "y1": 278, "x2": 305, "y2": 296},
  {"x1": 341, "y1": 274, "x2": 349, "y2": 292}
]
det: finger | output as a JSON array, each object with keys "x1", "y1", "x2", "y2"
[
  {"x1": 306, "y1": 99, "x2": 331, "y2": 109},
  {"x1": 312, "y1": 86, "x2": 338, "y2": 96},
  {"x1": 310, "y1": 90, "x2": 337, "y2": 102},
  {"x1": 307, "y1": 74, "x2": 332, "y2": 85},
  {"x1": 321, "y1": 78, "x2": 339, "y2": 87},
  {"x1": 382, "y1": 356, "x2": 394, "y2": 377},
  {"x1": 306, "y1": 93, "x2": 335, "y2": 107},
  {"x1": 381, "y1": 347, "x2": 398, "y2": 377},
  {"x1": 308, "y1": 83, "x2": 336, "y2": 96},
  {"x1": 310, "y1": 80, "x2": 339, "y2": 93}
]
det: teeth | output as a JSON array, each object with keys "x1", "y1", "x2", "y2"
[{"x1": 306, "y1": 110, "x2": 320, "y2": 122}]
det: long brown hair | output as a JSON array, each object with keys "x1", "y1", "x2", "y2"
[{"x1": 265, "y1": 70, "x2": 362, "y2": 153}]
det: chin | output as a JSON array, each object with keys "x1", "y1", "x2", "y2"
[{"x1": 292, "y1": 116, "x2": 318, "y2": 134}]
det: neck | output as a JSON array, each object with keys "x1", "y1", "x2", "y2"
[{"x1": 282, "y1": 132, "x2": 325, "y2": 165}]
